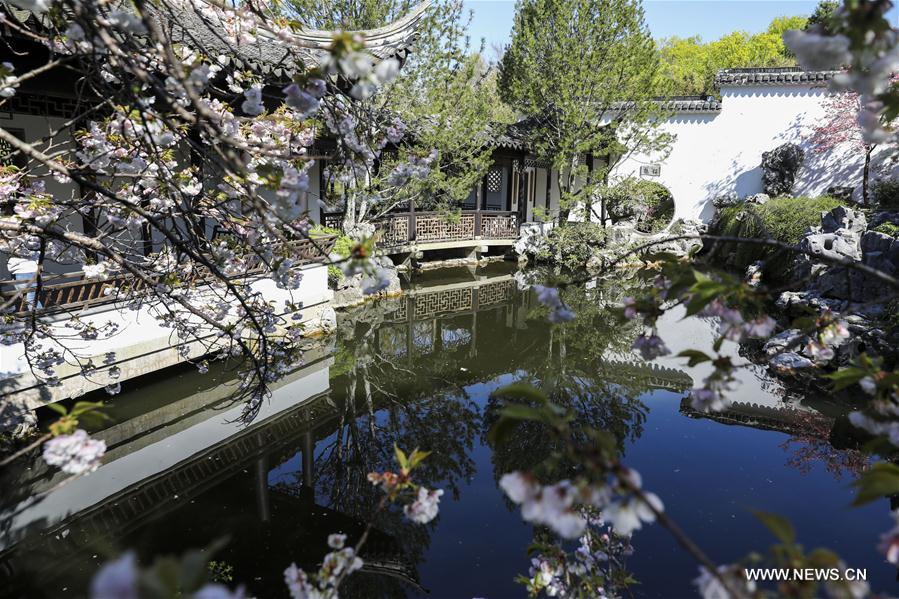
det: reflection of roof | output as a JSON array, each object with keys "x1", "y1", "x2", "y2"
[
  {"x1": 599, "y1": 359, "x2": 693, "y2": 392},
  {"x1": 715, "y1": 67, "x2": 838, "y2": 87},
  {"x1": 679, "y1": 397, "x2": 831, "y2": 436}
]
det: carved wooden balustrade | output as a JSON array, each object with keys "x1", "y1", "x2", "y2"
[
  {"x1": 0, "y1": 236, "x2": 336, "y2": 316},
  {"x1": 321, "y1": 210, "x2": 520, "y2": 249}
]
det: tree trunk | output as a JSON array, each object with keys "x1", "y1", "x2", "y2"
[
  {"x1": 555, "y1": 169, "x2": 569, "y2": 225},
  {"x1": 863, "y1": 145, "x2": 874, "y2": 206}
]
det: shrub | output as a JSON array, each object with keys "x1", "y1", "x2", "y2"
[
  {"x1": 873, "y1": 222, "x2": 899, "y2": 237},
  {"x1": 534, "y1": 222, "x2": 607, "y2": 271},
  {"x1": 711, "y1": 195, "x2": 844, "y2": 276},
  {"x1": 870, "y1": 178, "x2": 899, "y2": 210},
  {"x1": 604, "y1": 178, "x2": 674, "y2": 233},
  {"x1": 310, "y1": 224, "x2": 353, "y2": 284}
]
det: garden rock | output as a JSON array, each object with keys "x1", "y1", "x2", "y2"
[
  {"x1": 649, "y1": 219, "x2": 706, "y2": 257},
  {"x1": 762, "y1": 329, "x2": 808, "y2": 357},
  {"x1": 332, "y1": 256, "x2": 401, "y2": 309},
  {"x1": 586, "y1": 254, "x2": 605, "y2": 273},
  {"x1": 0, "y1": 401, "x2": 37, "y2": 437},
  {"x1": 712, "y1": 192, "x2": 739, "y2": 208},
  {"x1": 515, "y1": 222, "x2": 552, "y2": 257},
  {"x1": 746, "y1": 193, "x2": 770, "y2": 205},
  {"x1": 775, "y1": 290, "x2": 845, "y2": 316},
  {"x1": 761, "y1": 143, "x2": 804, "y2": 197},
  {"x1": 821, "y1": 206, "x2": 866, "y2": 236},
  {"x1": 768, "y1": 351, "x2": 814, "y2": 372},
  {"x1": 745, "y1": 260, "x2": 764, "y2": 287},
  {"x1": 794, "y1": 207, "x2": 866, "y2": 299},
  {"x1": 848, "y1": 230, "x2": 899, "y2": 301},
  {"x1": 869, "y1": 211, "x2": 899, "y2": 229}
]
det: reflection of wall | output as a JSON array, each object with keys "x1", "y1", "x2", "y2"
[{"x1": 0, "y1": 355, "x2": 333, "y2": 554}]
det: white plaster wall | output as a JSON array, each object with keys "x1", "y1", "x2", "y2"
[
  {"x1": 0, "y1": 264, "x2": 333, "y2": 409},
  {"x1": 609, "y1": 84, "x2": 886, "y2": 222}
]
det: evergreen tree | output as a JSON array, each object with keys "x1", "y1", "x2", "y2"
[{"x1": 499, "y1": 0, "x2": 671, "y2": 224}]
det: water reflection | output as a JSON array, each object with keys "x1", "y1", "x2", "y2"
[{"x1": 0, "y1": 264, "x2": 882, "y2": 598}]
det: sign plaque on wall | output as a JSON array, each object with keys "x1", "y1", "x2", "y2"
[{"x1": 640, "y1": 164, "x2": 661, "y2": 177}]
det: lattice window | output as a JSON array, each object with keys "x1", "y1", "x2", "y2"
[{"x1": 487, "y1": 169, "x2": 502, "y2": 193}]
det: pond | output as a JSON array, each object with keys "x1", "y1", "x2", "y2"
[{"x1": 0, "y1": 263, "x2": 892, "y2": 598}]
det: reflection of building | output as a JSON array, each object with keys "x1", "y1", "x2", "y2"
[
  {"x1": 679, "y1": 397, "x2": 829, "y2": 437},
  {"x1": 0, "y1": 345, "x2": 424, "y2": 597}
]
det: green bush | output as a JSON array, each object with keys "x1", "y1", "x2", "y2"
[
  {"x1": 535, "y1": 222, "x2": 607, "y2": 271},
  {"x1": 711, "y1": 195, "x2": 844, "y2": 276},
  {"x1": 604, "y1": 178, "x2": 674, "y2": 234},
  {"x1": 871, "y1": 178, "x2": 899, "y2": 210},
  {"x1": 310, "y1": 224, "x2": 353, "y2": 284},
  {"x1": 874, "y1": 222, "x2": 899, "y2": 237}
]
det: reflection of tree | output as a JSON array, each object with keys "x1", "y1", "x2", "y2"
[
  {"x1": 271, "y1": 312, "x2": 481, "y2": 597},
  {"x1": 780, "y1": 411, "x2": 870, "y2": 480},
  {"x1": 485, "y1": 275, "x2": 655, "y2": 481}
]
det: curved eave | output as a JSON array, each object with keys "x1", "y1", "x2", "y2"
[{"x1": 290, "y1": 0, "x2": 432, "y2": 59}]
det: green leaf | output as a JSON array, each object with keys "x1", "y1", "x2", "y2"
[
  {"x1": 70, "y1": 400, "x2": 105, "y2": 417},
  {"x1": 824, "y1": 367, "x2": 867, "y2": 391},
  {"x1": 409, "y1": 449, "x2": 431, "y2": 470},
  {"x1": 491, "y1": 383, "x2": 548, "y2": 405},
  {"x1": 684, "y1": 280, "x2": 729, "y2": 316},
  {"x1": 498, "y1": 404, "x2": 546, "y2": 422},
  {"x1": 46, "y1": 403, "x2": 67, "y2": 416},
  {"x1": 394, "y1": 445, "x2": 409, "y2": 471},
  {"x1": 677, "y1": 349, "x2": 711, "y2": 367},
  {"x1": 807, "y1": 548, "x2": 840, "y2": 569},
  {"x1": 751, "y1": 510, "x2": 795, "y2": 545},
  {"x1": 852, "y1": 462, "x2": 899, "y2": 506}
]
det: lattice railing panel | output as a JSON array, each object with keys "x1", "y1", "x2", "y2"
[
  {"x1": 414, "y1": 215, "x2": 476, "y2": 243},
  {"x1": 480, "y1": 213, "x2": 519, "y2": 239},
  {"x1": 413, "y1": 288, "x2": 473, "y2": 319},
  {"x1": 375, "y1": 215, "x2": 410, "y2": 246},
  {"x1": 478, "y1": 280, "x2": 515, "y2": 306}
]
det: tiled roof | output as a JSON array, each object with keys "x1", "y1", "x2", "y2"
[
  {"x1": 2, "y1": 0, "x2": 430, "y2": 78},
  {"x1": 715, "y1": 67, "x2": 839, "y2": 87},
  {"x1": 657, "y1": 96, "x2": 722, "y2": 112},
  {"x1": 610, "y1": 96, "x2": 722, "y2": 113}
]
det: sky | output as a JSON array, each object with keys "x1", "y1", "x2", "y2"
[{"x1": 463, "y1": 0, "x2": 899, "y2": 55}]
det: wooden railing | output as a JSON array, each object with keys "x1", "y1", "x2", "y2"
[
  {"x1": 0, "y1": 236, "x2": 336, "y2": 315},
  {"x1": 321, "y1": 210, "x2": 520, "y2": 248}
]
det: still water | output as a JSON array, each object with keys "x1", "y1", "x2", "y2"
[{"x1": 0, "y1": 264, "x2": 892, "y2": 598}]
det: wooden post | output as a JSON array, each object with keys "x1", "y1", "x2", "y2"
[
  {"x1": 475, "y1": 175, "x2": 483, "y2": 238},
  {"x1": 409, "y1": 197, "x2": 416, "y2": 243}
]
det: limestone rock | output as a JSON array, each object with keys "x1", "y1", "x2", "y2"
[
  {"x1": 761, "y1": 143, "x2": 804, "y2": 197},
  {"x1": 515, "y1": 222, "x2": 552, "y2": 257},
  {"x1": 794, "y1": 206, "x2": 867, "y2": 299},
  {"x1": 821, "y1": 206, "x2": 867, "y2": 236},
  {"x1": 762, "y1": 329, "x2": 807, "y2": 357},
  {"x1": 768, "y1": 351, "x2": 814, "y2": 372},
  {"x1": 712, "y1": 192, "x2": 739, "y2": 208},
  {"x1": 745, "y1": 260, "x2": 764, "y2": 287},
  {"x1": 332, "y1": 256, "x2": 401, "y2": 309},
  {"x1": 746, "y1": 193, "x2": 770, "y2": 205},
  {"x1": 649, "y1": 219, "x2": 706, "y2": 257},
  {"x1": 0, "y1": 400, "x2": 37, "y2": 437}
]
